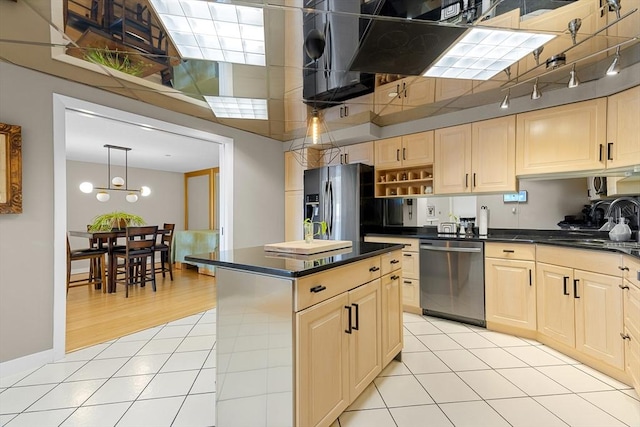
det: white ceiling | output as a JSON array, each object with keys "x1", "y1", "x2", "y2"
[{"x1": 65, "y1": 109, "x2": 221, "y2": 173}]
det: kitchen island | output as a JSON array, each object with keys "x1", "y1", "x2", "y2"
[{"x1": 186, "y1": 241, "x2": 404, "y2": 427}]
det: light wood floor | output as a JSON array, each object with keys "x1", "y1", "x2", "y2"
[{"x1": 66, "y1": 266, "x2": 216, "y2": 353}]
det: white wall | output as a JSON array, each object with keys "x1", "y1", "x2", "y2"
[
  {"x1": 412, "y1": 178, "x2": 590, "y2": 230},
  {"x1": 0, "y1": 61, "x2": 284, "y2": 366}
]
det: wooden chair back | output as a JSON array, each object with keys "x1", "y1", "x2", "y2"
[
  {"x1": 161, "y1": 223, "x2": 175, "y2": 246},
  {"x1": 125, "y1": 226, "x2": 158, "y2": 254}
]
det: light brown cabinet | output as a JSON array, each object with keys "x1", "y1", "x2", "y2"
[
  {"x1": 536, "y1": 246, "x2": 624, "y2": 371},
  {"x1": 606, "y1": 85, "x2": 640, "y2": 169},
  {"x1": 323, "y1": 94, "x2": 373, "y2": 130},
  {"x1": 365, "y1": 236, "x2": 421, "y2": 312},
  {"x1": 374, "y1": 77, "x2": 435, "y2": 116},
  {"x1": 435, "y1": 119, "x2": 515, "y2": 195},
  {"x1": 485, "y1": 243, "x2": 536, "y2": 335},
  {"x1": 621, "y1": 255, "x2": 640, "y2": 395},
  {"x1": 374, "y1": 131, "x2": 434, "y2": 170},
  {"x1": 516, "y1": 99, "x2": 607, "y2": 176},
  {"x1": 295, "y1": 251, "x2": 403, "y2": 427},
  {"x1": 323, "y1": 141, "x2": 374, "y2": 166},
  {"x1": 284, "y1": 190, "x2": 303, "y2": 241}
]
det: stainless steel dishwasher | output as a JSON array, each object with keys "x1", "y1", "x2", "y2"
[{"x1": 419, "y1": 239, "x2": 485, "y2": 327}]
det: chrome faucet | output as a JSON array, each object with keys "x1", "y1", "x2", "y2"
[{"x1": 605, "y1": 197, "x2": 640, "y2": 243}]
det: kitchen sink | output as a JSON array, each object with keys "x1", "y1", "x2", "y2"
[
  {"x1": 605, "y1": 241, "x2": 640, "y2": 249},
  {"x1": 548, "y1": 238, "x2": 608, "y2": 245}
]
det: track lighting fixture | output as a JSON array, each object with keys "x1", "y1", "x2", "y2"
[
  {"x1": 500, "y1": 89, "x2": 511, "y2": 109},
  {"x1": 568, "y1": 64, "x2": 580, "y2": 88},
  {"x1": 532, "y1": 46, "x2": 544, "y2": 66},
  {"x1": 568, "y1": 18, "x2": 582, "y2": 45},
  {"x1": 606, "y1": 47, "x2": 621, "y2": 75},
  {"x1": 531, "y1": 78, "x2": 542, "y2": 100},
  {"x1": 606, "y1": 0, "x2": 622, "y2": 19}
]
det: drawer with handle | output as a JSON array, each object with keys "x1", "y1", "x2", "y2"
[
  {"x1": 485, "y1": 242, "x2": 535, "y2": 261},
  {"x1": 381, "y1": 250, "x2": 402, "y2": 275},
  {"x1": 295, "y1": 256, "x2": 382, "y2": 311}
]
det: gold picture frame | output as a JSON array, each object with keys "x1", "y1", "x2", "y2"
[{"x1": 0, "y1": 123, "x2": 23, "y2": 214}]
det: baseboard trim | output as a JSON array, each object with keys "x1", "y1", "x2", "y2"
[{"x1": 0, "y1": 349, "x2": 54, "y2": 379}]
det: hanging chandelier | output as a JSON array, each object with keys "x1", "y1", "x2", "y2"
[{"x1": 79, "y1": 144, "x2": 151, "y2": 203}]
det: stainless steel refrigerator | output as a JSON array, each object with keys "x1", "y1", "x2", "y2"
[{"x1": 303, "y1": 163, "x2": 381, "y2": 242}]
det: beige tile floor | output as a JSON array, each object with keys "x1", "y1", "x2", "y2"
[{"x1": 1, "y1": 310, "x2": 638, "y2": 427}]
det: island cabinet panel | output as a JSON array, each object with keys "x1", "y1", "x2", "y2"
[
  {"x1": 516, "y1": 99, "x2": 607, "y2": 176},
  {"x1": 348, "y1": 279, "x2": 382, "y2": 401},
  {"x1": 622, "y1": 255, "x2": 640, "y2": 394},
  {"x1": 296, "y1": 293, "x2": 350, "y2": 427},
  {"x1": 381, "y1": 272, "x2": 403, "y2": 365}
]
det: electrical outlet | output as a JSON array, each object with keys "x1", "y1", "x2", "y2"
[{"x1": 427, "y1": 205, "x2": 435, "y2": 217}]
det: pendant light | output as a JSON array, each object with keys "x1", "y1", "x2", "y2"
[
  {"x1": 531, "y1": 78, "x2": 542, "y2": 100},
  {"x1": 606, "y1": 47, "x2": 621, "y2": 75},
  {"x1": 568, "y1": 64, "x2": 580, "y2": 88},
  {"x1": 79, "y1": 144, "x2": 151, "y2": 202},
  {"x1": 499, "y1": 89, "x2": 511, "y2": 109}
]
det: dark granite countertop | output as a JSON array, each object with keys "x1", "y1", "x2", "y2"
[
  {"x1": 366, "y1": 227, "x2": 640, "y2": 258},
  {"x1": 185, "y1": 241, "x2": 404, "y2": 278}
]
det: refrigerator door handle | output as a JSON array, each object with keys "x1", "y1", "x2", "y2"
[{"x1": 328, "y1": 180, "x2": 334, "y2": 237}]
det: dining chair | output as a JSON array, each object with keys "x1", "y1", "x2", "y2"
[
  {"x1": 112, "y1": 226, "x2": 158, "y2": 298},
  {"x1": 66, "y1": 234, "x2": 107, "y2": 294},
  {"x1": 154, "y1": 223, "x2": 175, "y2": 281}
]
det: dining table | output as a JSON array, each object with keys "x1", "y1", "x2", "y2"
[{"x1": 68, "y1": 228, "x2": 168, "y2": 293}]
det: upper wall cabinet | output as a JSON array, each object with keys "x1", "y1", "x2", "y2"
[
  {"x1": 323, "y1": 141, "x2": 374, "y2": 166},
  {"x1": 435, "y1": 117, "x2": 516, "y2": 194},
  {"x1": 434, "y1": 79, "x2": 474, "y2": 103},
  {"x1": 606, "y1": 86, "x2": 640, "y2": 169},
  {"x1": 323, "y1": 94, "x2": 374, "y2": 131},
  {"x1": 374, "y1": 132, "x2": 434, "y2": 170},
  {"x1": 374, "y1": 77, "x2": 435, "y2": 116},
  {"x1": 516, "y1": 99, "x2": 607, "y2": 176},
  {"x1": 519, "y1": 0, "x2": 607, "y2": 78}
]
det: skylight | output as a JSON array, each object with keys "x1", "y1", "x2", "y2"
[
  {"x1": 204, "y1": 96, "x2": 268, "y2": 120},
  {"x1": 149, "y1": 0, "x2": 266, "y2": 66},
  {"x1": 424, "y1": 28, "x2": 555, "y2": 80}
]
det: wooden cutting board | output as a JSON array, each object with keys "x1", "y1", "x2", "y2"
[{"x1": 264, "y1": 239, "x2": 353, "y2": 255}]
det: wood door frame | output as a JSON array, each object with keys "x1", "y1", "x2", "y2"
[{"x1": 184, "y1": 167, "x2": 218, "y2": 230}]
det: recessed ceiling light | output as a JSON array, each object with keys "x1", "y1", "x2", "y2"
[
  {"x1": 424, "y1": 28, "x2": 555, "y2": 80},
  {"x1": 149, "y1": 0, "x2": 265, "y2": 66},
  {"x1": 204, "y1": 96, "x2": 268, "y2": 120}
]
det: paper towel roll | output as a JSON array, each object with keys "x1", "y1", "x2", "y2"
[{"x1": 479, "y1": 206, "x2": 488, "y2": 236}]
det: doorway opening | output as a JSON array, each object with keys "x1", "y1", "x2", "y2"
[{"x1": 53, "y1": 94, "x2": 233, "y2": 357}]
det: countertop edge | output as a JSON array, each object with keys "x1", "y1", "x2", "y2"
[{"x1": 185, "y1": 243, "x2": 404, "y2": 278}]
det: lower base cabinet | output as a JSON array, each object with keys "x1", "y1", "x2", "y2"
[{"x1": 536, "y1": 247, "x2": 624, "y2": 373}]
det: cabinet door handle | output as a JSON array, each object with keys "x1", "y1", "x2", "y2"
[
  {"x1": 607, "y1": 142, "x2": 613, "y2": 161},
  {"x1": 563, "y1": 276, "x2": 570, "y2": 295},
  {"x1": 465, "y1": 173, "x2": 469, "y2": 188},
  {"x1": 340, "y1": 106, "x2": 344, "y2": 118},
  {"x1": 403, "y1": 253, "x2": 412, "y2": 257},
  {"x1": 599, "y1": 144, "x2": 604, "y2": 162},
  {"x1": 529, "y1": 269, "x2": 532, "y2": 286},
  {"x1": 352, "y1": 303, "x2": 359, "y2": 330},
  {"x1": 573, "y1": 279, "x2": 580, "y2": 299},
  {"x1": 473, "y1": 173, "x2": 476, "y2": 187},
  {"x1": 344, "y1": 105, "x2": 349, "y2": 116},
  {"x1": 390, "y1": 259, "x2": 400, "y2": 264},
  {"x1": 369, "y1": 266, "x2": 380, "y2": 272},
  {"x1": 391, "y1": 275, "x2": 400, "y2": 280},
  {"x1": 396, "y1": 149, "x2": 400, "y2": 161},
  {"x1": 621, "y1": 333, "x2": 631, "y2": 341},
  {"x1": 345, "y1": 305, "x2": 352, "y2": 334},
  {"x1": 339, "y1": 154, "x2": 344, "y2": 164},
  {"x1": 618, "y1": 266, "x2": 629, "y2": 271},
  {"x1": 619, "y1": 284, "x2": 630, "y2": 290},
  {"x1": 396, "y1": 84, "x2": 400, "y2": 98},
  {"x1": 503, "y1": 249, "x2": 515, "y2": 253},
  {"x1": 310, "y1": 285, "x2": 326, "y2": 293},
  {"x1": 402, "y1": 82, "x2": 407, "y2": 97},
  {"x1": 403, "y1": 280, "x2": 412, "y2": 284},
  {"x1": 403, "y1": 147, "x2": 406, "y2": 160},
  {"x1": 345, "y1": 153, "x2": 349, "y2": 164}
]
